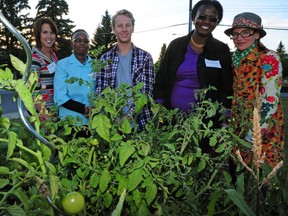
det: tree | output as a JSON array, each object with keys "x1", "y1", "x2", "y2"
[
  {"x1": 154, "y1": 43, "x2": 166, "y2": 74},
  {"x1": 0, "y1": 0, "x2": 33, "y2": 68},
  {"x1": 35, "y1": 0, "x2": 75, "y2": 60},
  {"x1": 91, "y1": 10, "x2": 116, "y2": 56},
  {"x1": 158, "y1": 43, "x2": 166, "y2": 63},
  {"x1": 276, "y1": 41, "x2": 288, "y2": 79}
]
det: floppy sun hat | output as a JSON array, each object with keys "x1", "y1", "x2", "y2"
[{"x1": 224, "y1": 12, "x2": 266, "y2": 38}]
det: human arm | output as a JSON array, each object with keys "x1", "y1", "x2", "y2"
[
  {"x1": 219, "y1": 45, "x2": 233, "y2": 109},
  {"x1": 142, "y1": 52, "x2": 155, "y2": 97},
  {"x1": 245, "y1": 51, "x2": 282, "y2": 142},
  {"x1": 259, "y1": 51, "x2": 282, "y2": 132},
  {"x1": 219, "y1": 45, "x2": 233, "y2": 127},
  {"x1": 153, "y1": 45, "x2": 170, "y2": 103}
]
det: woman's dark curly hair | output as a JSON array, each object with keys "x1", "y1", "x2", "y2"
[{"x1": 192, "y1": 0, "x2": 223, "y2": 24}]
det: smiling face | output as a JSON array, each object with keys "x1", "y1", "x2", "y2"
[
  {"x1": 232, "y1": 28, "x2": 260, "y2": 51},
  {"x1": 72, "y1": 32, "x2": 90, "y2": 56},
  {"x1": 40, "y1": 23, "x2": 56, "y2": 52},
  {"x1": 193, "y1": 5, "x2": 219, "y2": 37},
  {"x1": 113, "y1": 14, "x2": 134, "y2": 44}
]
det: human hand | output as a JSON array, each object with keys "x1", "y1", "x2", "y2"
[{"x1": 84, "y1": 106, "x2": 90, "y2": 117}]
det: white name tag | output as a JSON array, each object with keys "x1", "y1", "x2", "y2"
[
  {"x1": 205, "y1": 59, "x2": 221, "y2": 68},
  {"x1": 47, "y1": 62, "x2": 57, "y2": 74}
]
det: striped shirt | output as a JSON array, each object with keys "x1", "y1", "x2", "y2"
[{"x1": 31, "y1": 47, "x2": 58, "y2": 109}]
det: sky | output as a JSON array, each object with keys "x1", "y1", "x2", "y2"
[{"x1": 27, "y1": 0, "x2": 288, "y2": 61}]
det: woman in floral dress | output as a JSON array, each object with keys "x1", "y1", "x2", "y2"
[{"x1": 224, "y1": 12, "x2": 284, "y2": 167}]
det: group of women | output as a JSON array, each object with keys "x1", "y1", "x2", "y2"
[{"x1": 31, "y1": 0, "x2": 284, "y2": 168}]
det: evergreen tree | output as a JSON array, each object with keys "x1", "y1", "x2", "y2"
[
  {"x1": 0, "y1": 0, "x2": 33, "y2": 68},
  {"x1": 276, "y1": 41, "x2": 288, "y2": 79},
  {"x1": 35, "y1": 0, "x2": 75, "y2": 60},
  {"x1": 91, "y1": 10, "x2": 116, "y2": 56},
  {"x1": 158, "y1": 43, "x2": 167, "y2": 63},
  {"x1": 154, "y1": 43, "x2": 166, "y2": 74}
]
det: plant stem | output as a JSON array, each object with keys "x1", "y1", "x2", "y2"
[
  {"x1": 193, "y1": 169, "x2": 218, "y2": 201},
  {"x1": 0, "y1": 174, "x2": 31, "y2": 207},
  {"x1": 88, "y1": 146, "x2": 95, "y2": 165}
]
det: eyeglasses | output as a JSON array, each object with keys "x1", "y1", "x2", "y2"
[
  {"x1": 72, "y1": 38, "x2": 90, "y2": 44},
  {"x1": 196, "y1": 15, "x2": 218, "y2": 23},
  {"x1": 230, "y1": 30, "x2": 255, "y2": 39}
]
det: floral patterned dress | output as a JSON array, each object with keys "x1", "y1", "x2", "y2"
[{"x1": 231, "y1": 44, "x2": 284, "y2": 167}]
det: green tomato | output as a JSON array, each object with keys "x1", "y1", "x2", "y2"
[
  {"x1": 62, "y1": 192, "x2": 85, "y2": 215},
  {"x1": 90, "y1": 138, "x2": 100, "y2": 146}
]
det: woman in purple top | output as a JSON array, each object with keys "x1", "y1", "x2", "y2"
[{"x1": 154, "y1": 0, "x2": 233, "y2": 123}]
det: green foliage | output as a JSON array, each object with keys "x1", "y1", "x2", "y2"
[{"x1": 1, "y1": 54, "x2": 287, "y2": 215}]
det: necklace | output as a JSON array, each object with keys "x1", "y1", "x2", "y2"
[{"x1": 190, "y1": 36, "x2": 205, "y2": 48}]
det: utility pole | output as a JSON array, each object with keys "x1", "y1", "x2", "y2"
[{"x1": 188, "y1": 0, "x2": 193, "y2": 32}]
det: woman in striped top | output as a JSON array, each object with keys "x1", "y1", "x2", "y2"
[{"x1": 31, "y1": 17, "x2": 59, "y2": 120}]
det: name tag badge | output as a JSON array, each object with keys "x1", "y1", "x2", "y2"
[
  {"x1": 47, "y1": 62, "x2": 57, "y2": 74},
  {"x1": 205, "y1": 59, "x2": 221, "y2": 68}
]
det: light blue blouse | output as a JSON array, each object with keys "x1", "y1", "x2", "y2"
[{"x1": 54, "y1": 54, "x2": 94, "y2": 124}]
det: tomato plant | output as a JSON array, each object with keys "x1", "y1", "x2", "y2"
[
  {"x1": 62, "y1": 192, "x2": 85, "y2": 215},
  {"x1": 1, "y1": 52, "x2": 287, "y2": 216}
]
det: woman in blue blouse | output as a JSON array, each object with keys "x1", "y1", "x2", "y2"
[{"x1": 54, "y1": 29, "x2": 93, "y2": 125}]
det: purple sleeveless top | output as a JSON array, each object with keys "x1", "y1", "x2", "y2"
[{"x1": 170, "y1": 45, "x2": 200, "y2": 111}]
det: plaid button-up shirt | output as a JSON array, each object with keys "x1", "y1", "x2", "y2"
[{"x1": 96, "y1": 44, "x2": 155, "y2": 131}]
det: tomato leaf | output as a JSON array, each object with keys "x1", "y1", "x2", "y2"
[
  {"x1": 0, "y1": 178, "x2": 9, "y2": 189},
  {"x1": 89, "y1": 173, "x2": 100, "y2": 188},
  {"x1": 11, "y1": 189, "x2": 29, "y2": 211},
  {"x1": 103, "y1": 192, "x2": 113, "y2": 208},
  {"x1": 132, "y1": 189, "x2": 141, "y2": 207},
  {"x1": 209, "y1": 136, "x2": 217, "y2": 147},
  {"x1": 0, "y1": 67, "x2": 13, "y2": 81},
  {"x1": 215, "y1": 143, "x2": 226, "y2": 153},
  {"x1": 6, "y1": 205, "x2": 26, "y2": 216},
  {"x1": 49, "y1": 174, "x2": 59, "y2": 202},
  {"x1": 10, "y1": 54, "x2": 26, "y2": 75},
  {"x1": 115, "y1": 174, "x2": 128, "y2": 196},
  {"x1": 134, "y1": 93, "x2": 147, "y2": 113},
  {"x1": 119, "y1": 142, "x2": 135, "y2": 167},
  {"x1": 0, "y1": 166, "x2": 10, "y2": 174},
  {"x1": 10, "y1": 158, "x2": 31, "y2": 170},
  {"x1": 197, "y1": 158, "x2": 206, "y2": 172},
  {"x1": 14, "y1": 79, "x2": 35, "y2": 116},
  {"x1": 128, "y1": 169, "x2": 143, "y2": 192},
  {"x1": 145, "y1": 182, "x2": 157, "y2": 205},
  {"x1": 99, "y1": 169, "x2": 111, "y2": 193},
  {"x1": 91, "y1": 114, "x2": 111, "y2": 142},
  {"x1": 120, "y1": 117, "x2": 132, "y2": 134},
  {"x1": 7, "y1": 131, "x2": 17, "y2": 159}
]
